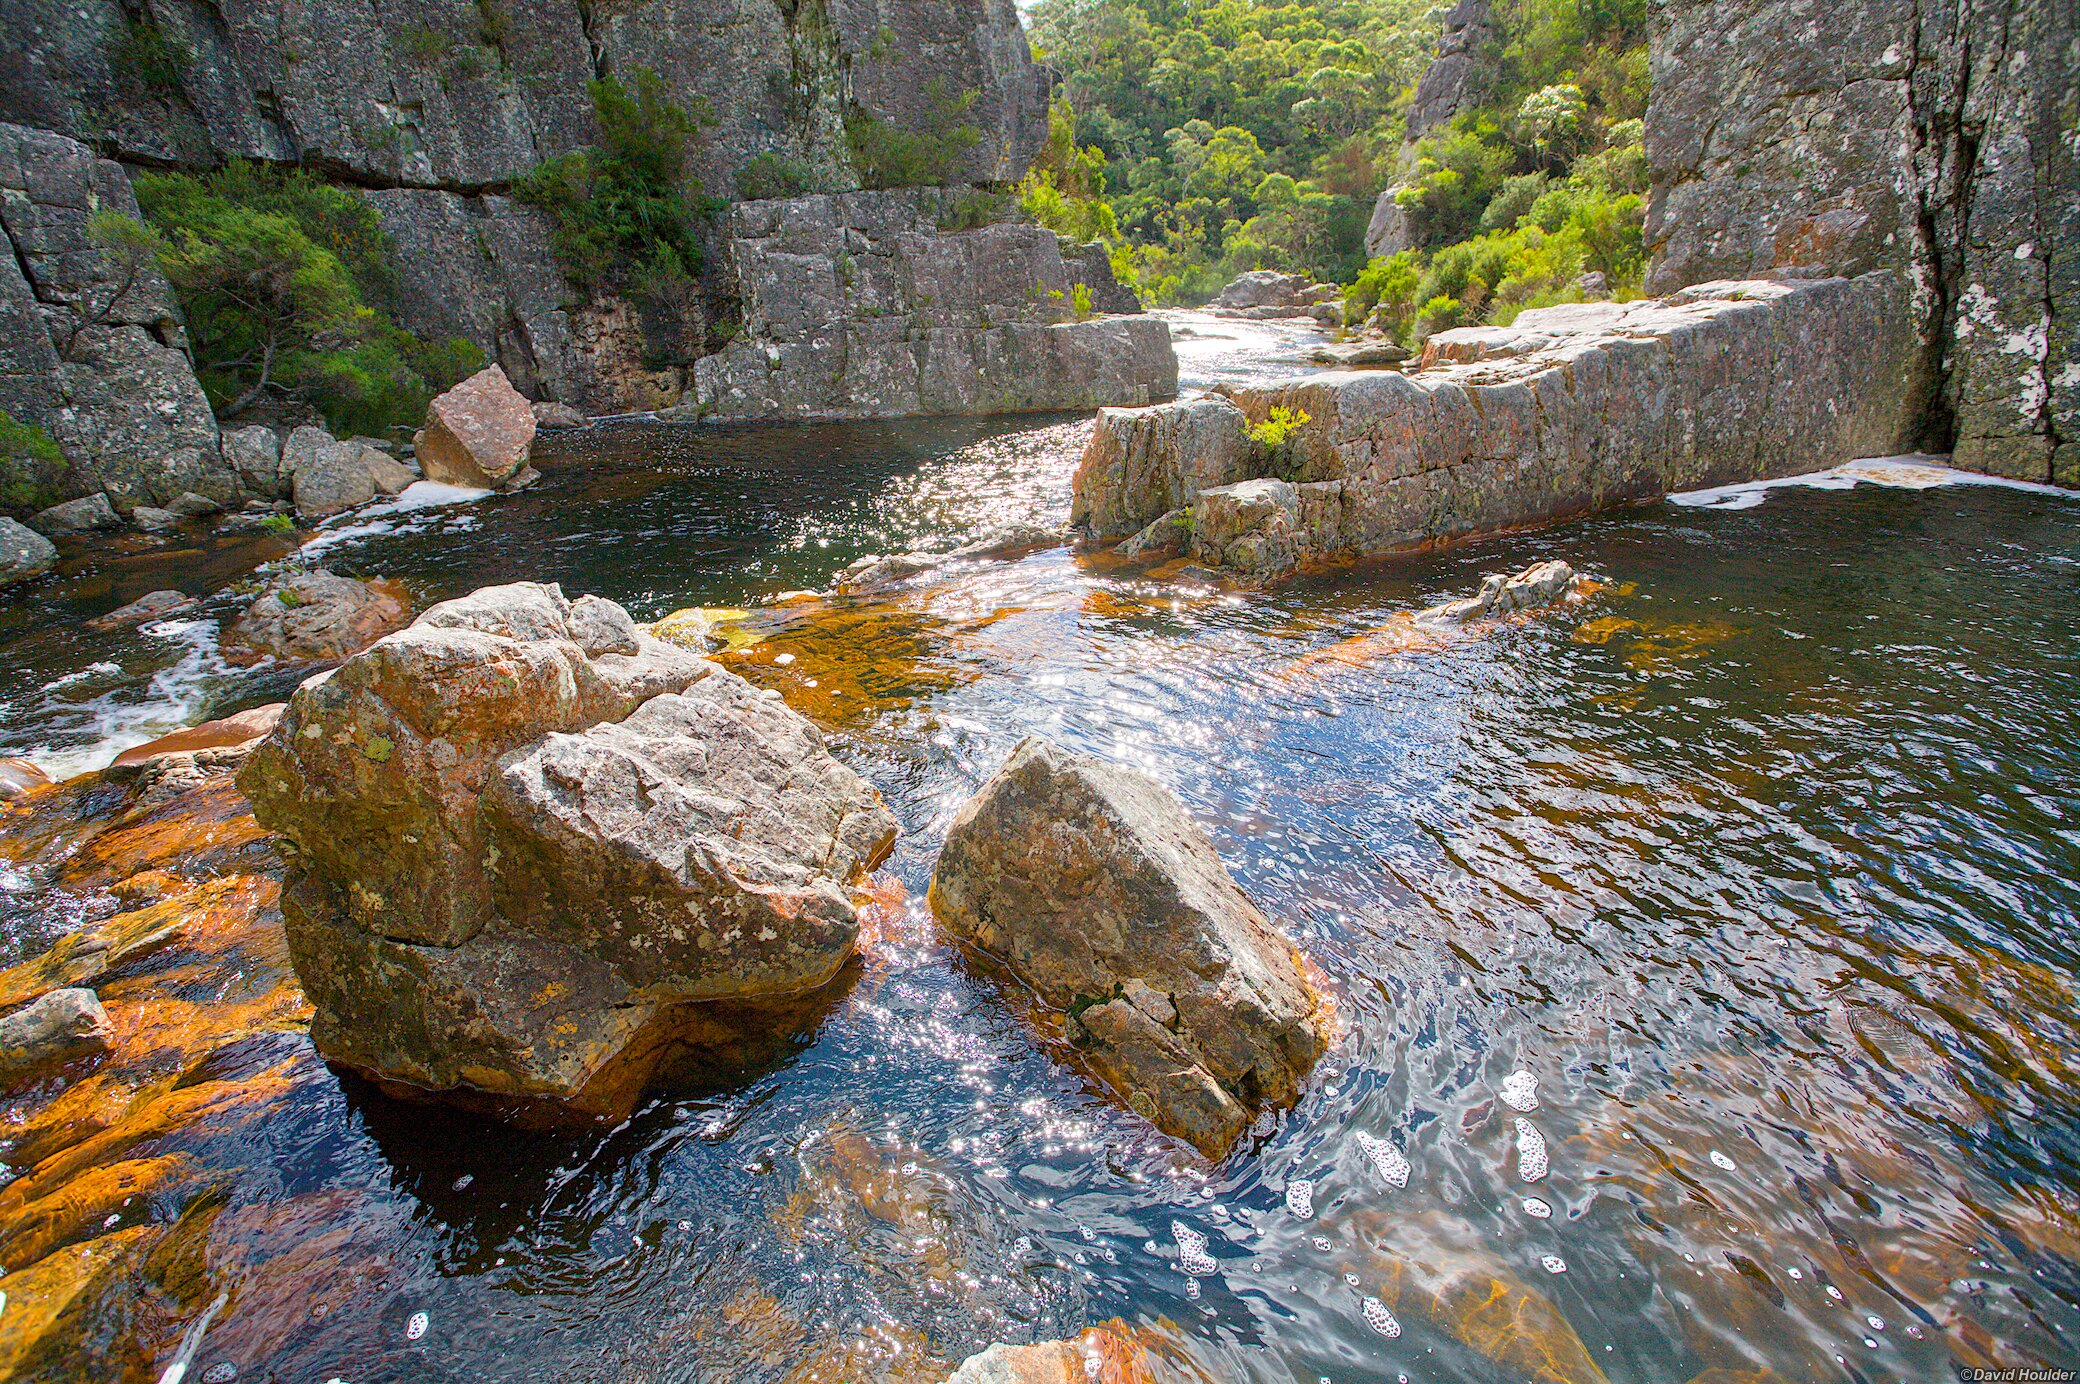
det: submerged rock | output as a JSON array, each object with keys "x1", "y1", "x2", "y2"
[
  {"x1": 928, "y1": 738, "x2": 1329, "y2": 1157},
  {"x1": 238, "y1": 582, "x2": 898, "y2": 1116},
  {"x1": 1417, "y1": 560, "x2": 1584, "y2": 623},
  {"x1": 87, "y1": 589, "x2": 194, "y2": 631},
  {"x1": 944, "y1": 1327, "x2": 1157, "y2": 1383},
  {"x1": 0, "y1": 758, "x2": 50, "y2": 799},
  {"x1": 834, "y1": 523, "x2": 1061, "y2": 595},
  {"x1": 0, "y1": 518, "x2": 57, "y2": 587},
  {"x1": 222, "y1": 571, "x2": 411, "y2": 665},
  {"x1": 415, "y1": 365, "x2": 536, "y2": 490},
  {"x1": 0, "y1": 988, "x2": 113, "y2": 1088},
  {"x1": 109, "y1": 704, "x2": 285, "y2": 773}
]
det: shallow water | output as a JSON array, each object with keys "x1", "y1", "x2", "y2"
[{"x1": 3, "y1": 379, "x2": 2079, "y2": 1380}]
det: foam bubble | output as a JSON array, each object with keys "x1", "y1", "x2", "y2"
[
  {"x1": 1515, "y1": 1118, "x2": 1549, "y2": 1182},
  {"x1": 1284, "y1": 1178, "x2": 1315, "y2": 1220},
  {"x1": 1362, "y1": 1297, "x2": 1401, "y2": 1338},
  {"x1": 1499, "y1": 1070, "x2": 1540, "y2": 1112},
  {"x1": 1356, "y1": 1132, "x2": 1410, "y2": 1188}
]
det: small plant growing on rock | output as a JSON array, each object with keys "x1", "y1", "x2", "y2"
[
  {"x1": 1246, "y1": 406, "x2": 1312, "y2": 482},
  {"x1": 736, "y1": 152, "x2": 814, "y2": 201},
  {"x1": 0, "y1": 410, "x2": 68, "y2": 517},
  {"x1": 1071, "y1": 281, "x2": 1094, "y2": 320}
]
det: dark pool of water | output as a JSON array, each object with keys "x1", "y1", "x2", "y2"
[{"x1": 2, "y1": 406, "x2": 2078, "y2": 1381}]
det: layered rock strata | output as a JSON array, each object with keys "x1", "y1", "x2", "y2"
[
  {"x1": 1646, "y1": 0, "x2": 2077, "y2": 482},
  {"x1": 1075, "y1": 276, "x2": 1919, "y2": 575},
  {"x1": 929, "y1": 737, "x2": 1329, "y2": 1158},
  {"x1": 238, "y1": 582, "x2": 898, "y2": 1116},
  {"x1": 690, "y1": 192, "x2": 1178, "y2": 421}
]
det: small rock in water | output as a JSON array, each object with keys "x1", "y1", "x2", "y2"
[
  {"x1": 1173, "y1": 1221, "x2": 1217, "y2": 1276},
  {"x1": 405, "y1": 1311, "x2": 429, "y2": 1341},
  {"x1": 1356, "y1": 1132, "x2": 1410, "y2": 1188},
  {"x1": 1523, "y1": 1196, "x2": 1553, "y2": 1218},
  {"x1": 1708, "y1": 1149, "x2": 1737, "y2": 1171},
  {"x1": 1541, "y1": 1254, "x2": 1568, "y2": 1274},
  {"x1": 1362, "y1": 1296, "x2": 1402, "y2": 1338},
  {"x1": 1515, "y1": 1118, "x2": 1549, "y2": 1181},
  {"x1": 1284, "y1": 1178, "x2": 1315, "y2": 1220},
  {"x1": 1499, "y1": 1069, "x2": 1540, "y2": 1112}
]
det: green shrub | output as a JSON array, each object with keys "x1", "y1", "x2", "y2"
[
  {"x1": 846, "y1": 82, "x2": 982, "y2": 189},
  {"x1": 1071, "y1": 282, "x2": 1094, "y2": 320},
  {"x1": 517, "y1": 71, "x2": 712, "y2": 296},
  {"x1": 109, "y1": 17, "x2": 189, "y2": 96},
  {"x1": 1345, "y1": 250, "x2": 1421, "y2": 338},
  {"x1": 0, "y1": 410, "x2": 68, "y2": 516},
  {"x1": 133, "y1": 162, "x2": 486, "y2": 434},
  {"x1": 1414, "y1": 294, "x2": 1463, "y2": 339},
  {"x1": 735, "y1": 151, "x2": 815, "y2": 201},
  {"x1": 938, "y1": 189, "x2": 1009, "y2": 232}
]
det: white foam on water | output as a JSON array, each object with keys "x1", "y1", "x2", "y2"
[
  {"x1": 1668, "y1": 454, "x2": 2077, "y2": 511},
  {"x1": 1709, "y1": 1149, "x2": 1737, "y2": 1171},
  {"x1": 297, "y1": 481, "x2": 492, "y2": 561},
  {"x1": 1515, "y1": 1118, "x2": 1549, "y2": 1182},
  {"x1": 405, "y1": 1310, "x2": 430, "y2": 1341},
  {"x1": 1523, "y1": 1197, "x2": 1553, "y2": 1218},
  {"x1": 1356, "y1": 1132, "x2": 1410, "y2": 1188},
  {"x1": 1499, "y1": 1069, "x2": 1540, "y2": 1112},
  {"x1": 1284, "y1": 1178, "x2": 1315, "y2": 1220},
  {"x1": 1172, "y1": 1221, "x2": 1217, "y2": 1277},
  {"x1": 1362, "y1": 1297, "x2": 1401, "y2": 1338},
  {"x1": 10, "y1": 618, "x2": 240, "y2": 779},
  {"x1": 1541, "y1": 1254, "x2": 1568, "y2": 1274}
]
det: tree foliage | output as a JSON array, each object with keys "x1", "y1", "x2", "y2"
[{"x1": 132, "y1": 163, "x2": 483, "y2": 435}]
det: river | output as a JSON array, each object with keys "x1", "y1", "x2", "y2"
[{"x1": 1, "y1": 312, "x2": 2077, "y2": 1381}]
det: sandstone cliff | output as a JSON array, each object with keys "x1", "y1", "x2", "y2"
[{"x1": 1645, "y1": 0, "x2": 2076, "y2": 483}]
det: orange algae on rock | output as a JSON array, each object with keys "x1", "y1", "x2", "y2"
[{"x1": 0, "y1": 746, "x2": 318, "y2": 1377}]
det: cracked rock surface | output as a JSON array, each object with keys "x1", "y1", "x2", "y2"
[
  {"x1": 928, "y1": 737, "x2": 1330, "y2": 1158},
  {"x1": 238, "y1": 581, "x2": 898, "y2": 1117}
]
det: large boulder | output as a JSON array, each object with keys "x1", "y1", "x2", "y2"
[
  {"x1": 928, "y1": 738, "x2": 1330, "y2": 1157},
  {"x1": 0, "y1": 517, "x2": 56, "y2": 587},
  {"x1": 222, "y1": 425, "x2": 286, "y2": 498},
  {"x1": 416, "y1": 365, "x2": 536, "y2": 489},
  {"x1": 237, "y1": 582, "x2": 899, "y2": 1116},
  {"x1": 221, "y1": 570, "x2": 411, "y2": 665}
]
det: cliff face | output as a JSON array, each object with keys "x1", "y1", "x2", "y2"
[
  {"x1": 0, "y1": 0, "x2": 1048, "y2": 195},
  {"x1": 1645, "y1": 0, "x2": 2077, "y2": 483},
  {"x1": 1363, "y1": 0, "x2": 1494, "y2": 260}
]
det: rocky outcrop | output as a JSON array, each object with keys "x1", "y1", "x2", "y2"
[
  {"x1": 0, "y1": 123, "x2": 239, "y2": 512},
  {"x1": 109, "y1": 704, "x2": 285, "y2": 772},
  {"x1": 832, "y1": 521, "x2": 1059, "y2": 594},
  {"x1": 86, "y1": 588, "x2": 194, "y2": 630},
  {"x1": 1209, "y1": 271, "x2": 1341, "y2": 324},
  {"x1": 0, "y1": 757, "x2": 50, "y2": 797},
  {"x1": 929, "y1": 737, "x2": 1329, "y2": 1158},
  {"x1": 0, "y1": 518, "x2": 58, "y2": 587},
  {"x1": 1405, "y1": 0, "x2": 1496, "y2": 139},
  {"x1": 221, "y1": 570, "x2": 412, "y2": 665},
  {"x1": 237, "y1": 582, "x2": 898, "y2": 1116},
  {"x1": 415, "y1": 365, "x2": 535, "y2": 489},
  {"x1": 690, "y1": 191, "x2": 1178, "y2": 421},
  {"x1": 29, "y1": 493, "x2": 119, "y2": 535},
  {"x1": 1074, "y1": 276, "x2": 1920, "y2": 574},
  {"x1": 1365, "y1": 0, "x2": 1497, "y2": 259},
  {"x1": 1645, "y1": 0, "x2": 2077, "y2": 483}
]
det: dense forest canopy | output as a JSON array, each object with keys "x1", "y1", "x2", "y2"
[{"x1": 1023, "y1": 0, "x2": 1653, "y2": 334}]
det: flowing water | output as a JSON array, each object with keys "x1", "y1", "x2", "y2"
[{"x1": 3, "y1": 320, "x2": 2079, "y2": 1380}]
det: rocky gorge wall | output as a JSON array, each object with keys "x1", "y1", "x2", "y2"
[{"x1": 1644, "y1": 0, "x2": 2077, "y2": 483}]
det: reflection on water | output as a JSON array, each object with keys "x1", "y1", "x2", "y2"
[{"x1": 1, "y1": 405, "x2": 2078, "y2": 1381}]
